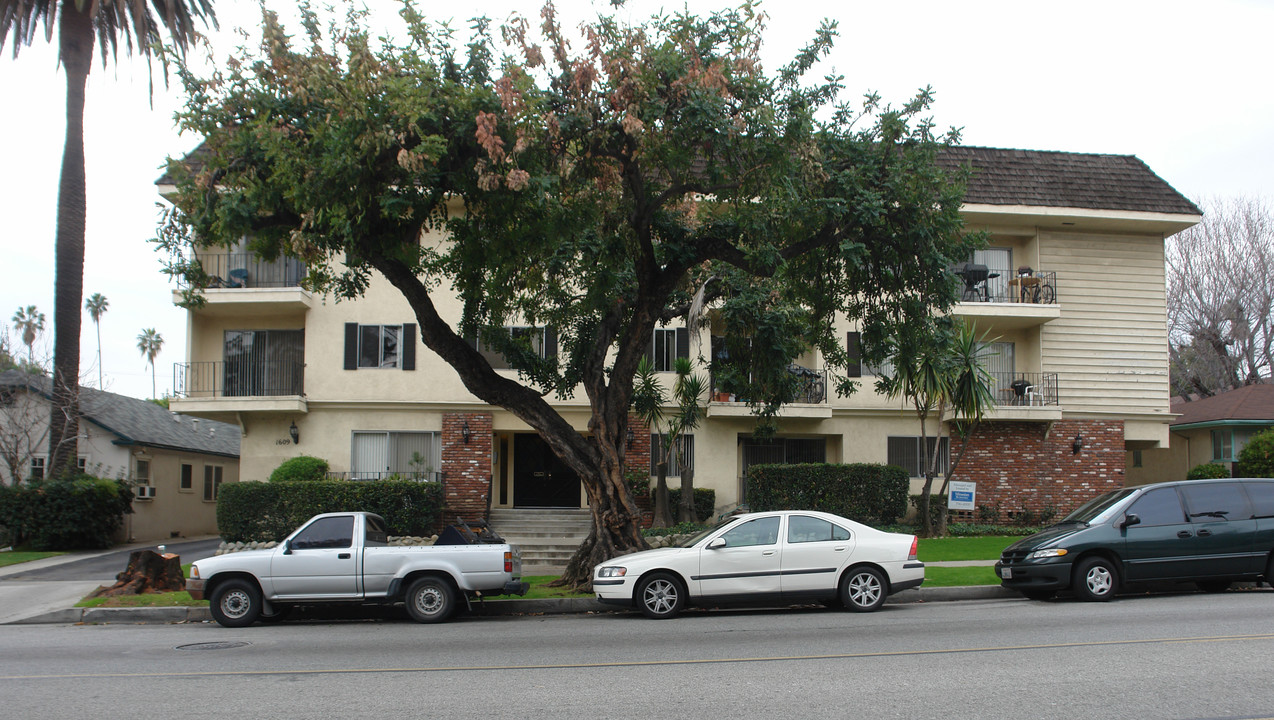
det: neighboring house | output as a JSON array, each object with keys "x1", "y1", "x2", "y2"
[
  {"x1": 159, "y1": 146, "x2": 1199, "y2": 524},
  {"x1": 1127, "y1": 384, "x2": 1274, "y2": 484},
  {"x1": 0, "y1": 370, "x2": 240, "y2": 541}
]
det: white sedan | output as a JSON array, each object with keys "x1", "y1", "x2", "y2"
[{"x1": 593, "y1": 510, "x2": 924, "y2": 618}]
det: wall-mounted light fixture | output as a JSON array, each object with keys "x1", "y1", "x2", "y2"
[
  {"x1": 626, "y1": 428, "x2": 635, "y2": 449},
  {"x1": 1071, "y1": 434, "x2": 1084, "y2": 455},
  {"x1": 289, "y1": 421, "x2": 300, "y2": 445},
  {"x1": 462, "y1": 421, "x2": 471, "y2": 444}
]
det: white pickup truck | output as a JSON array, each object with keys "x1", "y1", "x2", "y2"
[{"x1": 187, "y1": 512, "x2": 528, "y2": 627}]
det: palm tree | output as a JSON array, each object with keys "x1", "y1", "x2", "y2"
[
  {"x1": 1, "y1": 0, "x2": 217, "y2": 477},
  {"x1": 11, "y1": 305, "x2": 46, "y2": 367},
  {"x1": 137, "y1": 328, "x2": 164, "y2": 400},
  {"x1": 84, "y1": 293, "x2": 107, "y2": 388}
]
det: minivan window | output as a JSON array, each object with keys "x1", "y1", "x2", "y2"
[
  {"x1": 1126, "y1": 488, "x2": 1186, "y2": 526},
  {"x1": 1180, "y1": 482, "x2": 1252, "y2": 521},
  {"x1": 1244, "y1": 482, "x2": 1274, "y2": 518},
  {"x1": 1062, "y1": 488, "x2": 1139, "y2": 524}
]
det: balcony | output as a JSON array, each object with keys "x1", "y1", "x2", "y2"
[
  {"x1": 171, "y1": 360, "x2": 306, "y2": 416},
  {"x1": 173, "y1": 252, "x2": 312, "y2": 316},
  {"x1": 708, "y1": 365, "x2": 832, "y2": 419},
  {"x1": 980, "y1": 371, "x2": 1062, "y2": 422},
  {"x1": 952, "y1": 263, "x2": 1060, "y2": 330}
]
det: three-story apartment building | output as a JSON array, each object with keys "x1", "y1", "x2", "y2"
[{"x1": 160, "y1": 147, "x2": 1199, "y2": 524}]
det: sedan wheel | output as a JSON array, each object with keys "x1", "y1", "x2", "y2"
[
  {"x1": 637, "y1": 572, "x2": 685, "y2": 619},
  {"x1": 841, "y1": 567, "x2": 887, "y2": 612}
]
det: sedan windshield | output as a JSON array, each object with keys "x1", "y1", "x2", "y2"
[
  {"x1": 1061, "y1": 488, "x2": 1139, "y2": 525},
  {"x1": 678, "y1": 517, "x2": 739, "y2": 548}
]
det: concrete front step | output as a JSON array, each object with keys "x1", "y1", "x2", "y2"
[{"x1": 487, "y1": 509, "x2": 591, "y2": 567}]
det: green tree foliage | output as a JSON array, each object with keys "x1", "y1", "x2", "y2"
[
  {"x1": 268, "y1": 455, "x2": 331, "y2": 483},
  {"x1": 1237, "y1": 428, "x2": 1274, "y2": 477},
  {"x1": 1185, "y1": 462, "x2": 1230, "y2": 480},
  {"x1": 136, "y1": 328, "x2": 164, "y2": 400},
  {"x1": 156, "y1": 3, "x2": 976, "y2": 586},
  {"x1": 84, "y1": 293, "x2": 108, "y2": 389},
  {"x1": 1, "y1": 0, "x2": 216, "y2": 479},
  {"x1": 216, "y1": 480, "x2": 443, "y2": 542}
]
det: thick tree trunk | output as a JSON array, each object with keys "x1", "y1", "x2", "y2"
[
  {"x1": 652, "y1": 462, "x2": 673, "y2": 528},
  {"x1": 555, "y1": 449, "x2": 650, "y2": 591},
  {"x1": 678, "y1": 465, "x2": 696, "y2": 523},
  {"x1": 90, "y1": 550, "x2": 185, "y2": 597},
  {"x1": 47, "y1": 6, "x2": 94, "y2": 478}
]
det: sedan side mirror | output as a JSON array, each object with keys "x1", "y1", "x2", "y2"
[
  {"x1": 1121, "y1": 514, "x2": 1141, "y2": 529},
  {"x1": 707, "y1": 537, "x2": 727, "y2": 550},
  {"x1": 282, "y1": 539, "x2": 293, "y2": 555}
]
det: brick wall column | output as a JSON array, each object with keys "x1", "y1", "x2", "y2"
[
  {"x1": 441, "y1": 412, "x2": 493, "y2": 524},
  {"x1": 951, "y1": 420, "x2": 1125, "y2": 522}
]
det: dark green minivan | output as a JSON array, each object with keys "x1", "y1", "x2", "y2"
[{"x1": 996, "y1": 478, "x2": 1274, "y2": 601}]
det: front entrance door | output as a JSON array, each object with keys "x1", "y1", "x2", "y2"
[{"x1": 513, "y1": 434, "x2": 581, "y2": 507}]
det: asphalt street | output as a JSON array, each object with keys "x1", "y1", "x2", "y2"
[{"x1": 0, "y1": 589, "x2": 1271, "y2": 719}]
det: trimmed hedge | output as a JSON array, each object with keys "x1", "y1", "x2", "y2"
[
  {"x1": 217, "y1": 479, "x2": 444, "y2": 542},
  {"x1": 268, "y1": 455, "x2": 330, "y2": 483},
  {"x1": 747, "y1": 463, "x2": 908, "y2": 525},
  {"x1": 0, "y1": 476, "x2": 133, "y2": 550},
  {"x1": 1186, "y1": 462, "x2": 1229, "y2": 480},
  {"x1": 665, "y1": 488, "x2": 716, "y2": 523}
]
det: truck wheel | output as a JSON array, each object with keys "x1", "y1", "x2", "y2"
[
  {"x1": 209, "y1": 579, "x2": 263, "y2": 628},
  {"x1": 405, "y1": 577, "x2": 455, "y2": 623}
]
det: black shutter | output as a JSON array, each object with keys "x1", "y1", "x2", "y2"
[
  {"x1": 543, "y1": 326, "x2": 558, "y2": 359},
  {"x1": 846, "y1": 331, "x2": 861, "y2": 378},
  {"x1": 675, "y1": 327, "x2": 689, "y2": 360},
  {"x1": 401, "y1": 323, "x2": 416, "y2": 371},
  {"x1": 344, "y1": 323, "x2": 359, "y2": 370}
]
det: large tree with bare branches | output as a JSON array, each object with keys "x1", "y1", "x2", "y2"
[
  {"x1": 156, "y1": 2, "x2": 976, "y2": 587},
  {"x1": 1167, "y1": 196, "x2": 1274, "y2": 398}
]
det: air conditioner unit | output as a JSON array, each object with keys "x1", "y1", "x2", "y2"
[{"x1": 135, "y1": 485, "x2": 156, "y2": 500}]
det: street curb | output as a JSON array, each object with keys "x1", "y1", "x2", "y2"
[{"x1": 7, "y1": 585, "x2": 1016, "y2": 625}]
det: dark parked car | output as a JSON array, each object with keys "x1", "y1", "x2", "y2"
[{"x1": 996, "y1": 478, "x2": 1274, "y2": 601}]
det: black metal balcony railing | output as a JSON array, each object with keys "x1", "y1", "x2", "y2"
[
  {"x1": 186, "y1": 252, "x2": 307, "y2": 289},
  {"x1": 326, "y1": 471, "x2": 442, "y2": 482},
  {"x1": 711, "y1": 366, "x2": 828, "y2": 404},
  {"x1": 986, "y1": 371, "x2": 1059, "y2": 407},
  {"x1": 173, "y1": 360, "x2": 304, "y2": 398},
  {"x1": 954, "y1": 262, "x2": 1057, "y2": 305}
]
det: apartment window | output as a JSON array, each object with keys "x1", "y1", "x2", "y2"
[
  {"x1": 204, "y1": 465, "x2": 223, "y2": 501},
  {"x1": 1132, "y1": 450, "x2": 1143, "y2": 469},
  {"x1": 887, "y1": 436, "x2": 950, "y2": 478},
  {"x1": 344, "y1": 323, "x2": 416, "y2": 371},
  {"x1": 76, "y1": 457, "x2": 87, "y2": 473},
  {"x1": 224, "y1": 329, "x2": 305, "y2": 396},
  {"x1": 29, "y1": 457, "x2": 45, "y2": 481},
  {"x1": 350, "y1": 431, "x2": 441, "y2": 480},
  {"x1": 650, "y1": 434, "x2": 694, "y2": 477},
  {"x1": 649, "y1": 327, "x2": 689, "y2": 372},
  {"x1": 135, "y1": 459, "x2": 151, "y2": 485},
  {"x1": 1212, "y1": 429, "x2": 1234, "y2": 462},
  {"x1": 467, "y1": 326, "x2": 556, "y2": 370},
  {"x1": 180, "y1": 463, "x2": 194, "y2": 491}
]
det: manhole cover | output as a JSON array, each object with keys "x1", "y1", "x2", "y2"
[{"x1": 175, "y1": 641, "x2": 251, "y2": 651}]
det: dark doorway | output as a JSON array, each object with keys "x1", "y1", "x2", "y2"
[{"x1": 513, "y1": 434, "x2": 581, "y2": 507}]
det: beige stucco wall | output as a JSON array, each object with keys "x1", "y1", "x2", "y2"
[{"x1": 126, "y1": 448, "x2": 239, "y2": 542}]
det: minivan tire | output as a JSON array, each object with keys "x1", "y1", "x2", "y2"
[{"x1": 1073, "y1": 557, "x2": 1118, "y2": 602}]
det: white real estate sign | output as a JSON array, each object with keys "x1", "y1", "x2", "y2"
[{"x1": 948, "y1": 481, "x2": 976, "y2": 511}]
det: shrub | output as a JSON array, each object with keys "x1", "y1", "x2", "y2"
[
  {"x1": 1237, "y1": 428, "x2": 1274, "y2": 477},
  {"x1": 268, "y1": 455, "x2": 331, "y2": 483},
  {"x1": 217, "y1": 479, "x2": 443, "y2": 542},
  {"x1": 665, "y1": 488, "x2": 716, "y2": 522},
  {"x1": 643, "y1": 521, "x2": 707, "y2": 537},
  {"x1": 748, "y1": 464, "x2": 908, "y2": 525},
  {"x1": 0, "y1": 476, "x2": 132, "y2": 550},
  {"x1": 1186, "y1": 462, "x2": 1229, "y2": 480},
  {"x1": 910, "y1": 493, "x2": 947, "y2": 528}
]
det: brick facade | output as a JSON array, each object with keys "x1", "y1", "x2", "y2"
[
  {"x1": 441, "y1": 412, "x2": 493, "y2": 523},
  {"x1": 625, "y1": 415, "x2": 654, "y2": 527},
  {"x1": 952, "y1": 420, "x2": 1125, "y2": 522}
]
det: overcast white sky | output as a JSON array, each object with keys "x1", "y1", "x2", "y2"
[{"x1": 1, "y1": 0, "x2": 1270, "y2": 400}]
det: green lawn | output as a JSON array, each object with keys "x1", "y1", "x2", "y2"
[
  {"x1": 917, "y1": 536, "x2": 1020, "y2": 562},
  {"x1": 0, "y1": 551, "x2": 65, "y2": 568},
  {"x1": 520, "y1": 575, "x2": 594, "y2": 599},
  {"x1": 77, "y1": 591, "x2": 207, "y2": 608},
  {"x1": 924, "y1": 566, "x2": 1000, "y2": 587}
]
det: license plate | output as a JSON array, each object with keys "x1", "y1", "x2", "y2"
[{"x1": 999, "y1": 567, "x2": 1012, "y2": 579}]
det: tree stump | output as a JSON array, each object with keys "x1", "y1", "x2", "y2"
[{"x1": 89, "y1": 550, "x2": 185, "y2": 597}]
